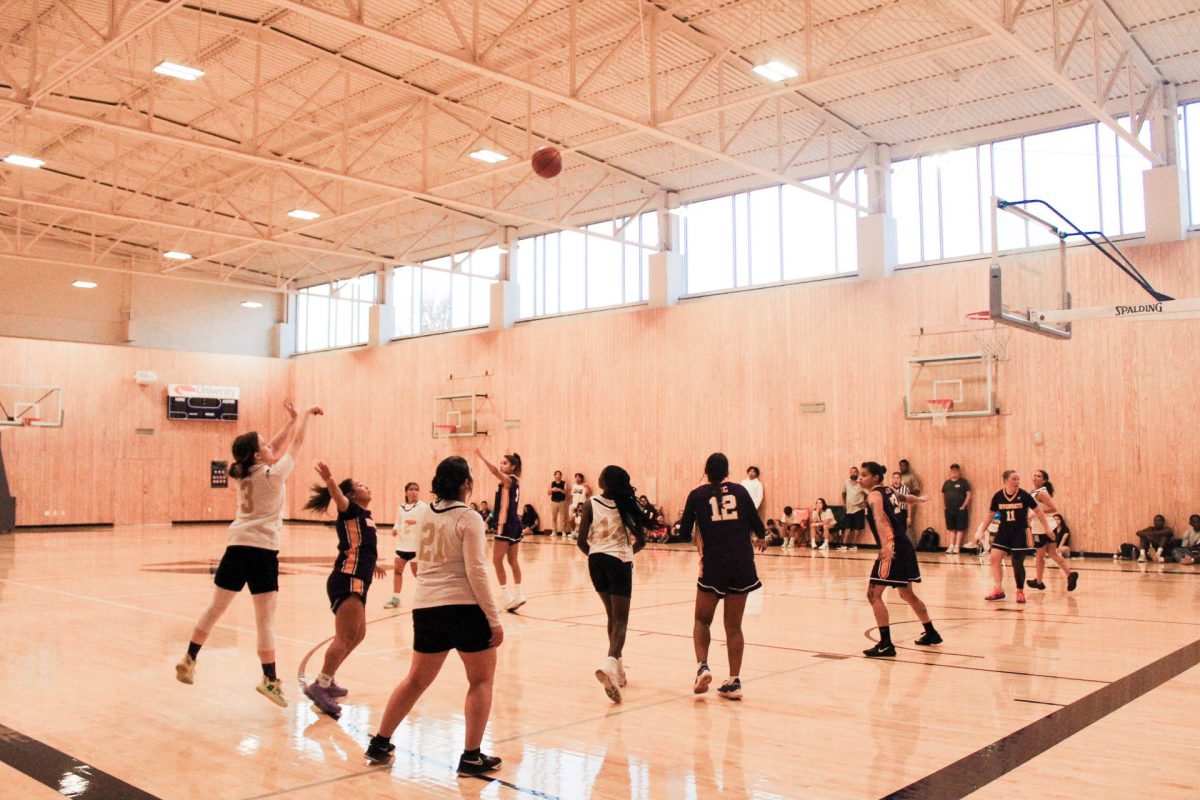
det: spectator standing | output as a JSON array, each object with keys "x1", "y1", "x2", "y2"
[
  {"x1": 940, "y1": 464, "x2": 972, "y2": 554},
  {"x1": 741, "y1": 466, "x2": 764, "y2": 515},
  {"x1": 569, "y1": 473, "x2": 593, "y2": 536},
  {"x1": 547, "y1": 471, "x2": 569, "y2": 536},
  {"x1": 842, "y1": 467, "x2": 867, "y2": 548},
  {"x1": 898, "y1": 460, "x2": 923, "y2": 544}
]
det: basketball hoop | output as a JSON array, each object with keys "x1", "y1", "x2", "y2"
[
  {"x1": 20, "y1": 417, "x2": 39, "y2": 427},
  {"x1": 433, "y1": 423, "x2": 458, "y2": 439},
  {"x1": 965, "y1": 310, "x2": 1011, "y2": 361},
  {"x1": 926, "y1": 399, "x2": 953, "y2": 427}
]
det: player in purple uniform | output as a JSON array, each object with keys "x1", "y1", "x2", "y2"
[
  {"x1": 973, "y1": 469, "x2": 1054, "y2": 604},
  {"x1": 859, "y1": 461, "x2": 942, "y2": 658},
  {"x1": 301, "y1": 462, "x2": 386, "y2": 717},
  {"x1": 679, "y1": 453, "x2": 768, "y2": 700},
  {"x1": 476, "y1": 449, "x2": 525, "y2": 611}
]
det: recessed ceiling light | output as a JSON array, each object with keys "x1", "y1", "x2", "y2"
[
  {"x1": 72, "y1": 280, "x2": 97, "y2": 289},
  {"x1": 3, "y1": 154, "x2": 44, "y2": 169},
  {"x1": 241, "y1": 300, "x2": 263, "y2": 309},
  {"x1": 153, "y1": 61, "x2": 205, "y2": 81},
  {"x1": 469, "y1": 149, "x2": 508, "y2": 164},
  {"x1": 163, "y1": 250, "x2": 192, "y2": 260},
  {"x1": 751, "y1": 60, "x2": 799, "y2": 82},
  {"x1": 287, "y1": 209, "x2": 320, "y2": 221}
]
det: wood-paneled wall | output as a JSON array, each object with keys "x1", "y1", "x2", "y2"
[{"x1": 4, "y1": 236, "x2": 1198, "y2": 552}]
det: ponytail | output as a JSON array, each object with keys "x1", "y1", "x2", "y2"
[
  {"x1": 704, "y1": 452, "x2": 729, "y2": 494},
  {"x1": 1038, "y1": 469, "x2": 1055, "y2": 496},
  {"x1": 599, "y1": 465, "x2": 655, "y2": 538},
  {"x1": 305, "y1": 477, "x2": 354, "y2": 513},
  {"x1": 229, "y1": 431, "x2": 259, "y2": 480},
  {"x1": 506, "y1": 452, "x2": 523, "y2": 476}
]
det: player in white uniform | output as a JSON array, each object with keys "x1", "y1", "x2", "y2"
[
  {"x1": 1026, "y1": 469, "x2": 1079, "y2": 592},
  {"x1": 384, "y1": 482, "x2": 426, "y2": 609},
  {"x1": 576, "y1": 465, "x2": 655, "y2": 704},
  {"x1": 568, "y1": 472, "x2": 592, "y2": 537},
  {"x1": 175, "y1": 400, "x2": 322, "y2": 707}
]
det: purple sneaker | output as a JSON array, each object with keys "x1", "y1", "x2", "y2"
[
  {"x1": 303, "y1": 682, "x2": 343, "y2": 717},
  {"x1": 327, "y1": 681, "x2": 348, "y2": 698}
]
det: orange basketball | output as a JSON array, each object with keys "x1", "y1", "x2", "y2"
[{"x1": 531, "y1": 146, "x2": 562, "y2": 179}]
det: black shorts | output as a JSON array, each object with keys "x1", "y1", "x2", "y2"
[
  {"x1": 327, "y1": 572, "x2": 371, "y2": 613},
  {"x1": 843, "y1": 510, "x2": 866, "y2": 531},
  {"x1": 494, "y1": 523, "x2": 523, "y2": 543},
  {"x1": 870, "y1": 535, "x2": 922, "y2": 586},
  {"x1": 1034, "y1": 530, "x2": 1064, "y2": 548},
  {"x1": 395, "y1": 550, "x2": 416, "y2": 561},
  {"x1": 588, "y1": 553, "x2": 633, "y2": 598},
  {"x1": 992, "y1": 528, "x2": 1033, "y2": 553},
  {"x1": 412, "y1": 605, "x2": 493, "y2": 654},
  {"x1": 213, "y1": 546, "x2": 279, "y2": 594},
  {"x1": 944, "y1": 509, "x2": 969, "y2": 531},
  {"x1": 697, "y1": 558, "x2": 761, "y2": 597}
]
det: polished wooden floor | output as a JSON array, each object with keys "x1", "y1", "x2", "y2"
[{"x1": 0, "y1": 526, "x2": 1197, "y2": 800}]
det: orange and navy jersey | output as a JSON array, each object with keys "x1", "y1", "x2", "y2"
[
  {"x1": 493, "y1": 476, "x2": 521, "y2": 536},
  {"x1": 333, "y1": 502, "x2": 378, "y2": 581}
]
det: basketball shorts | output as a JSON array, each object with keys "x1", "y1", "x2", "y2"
[
  {"x1": 494, "y1": 523, "x2": 523, "y2": 543},
  {"x1": 870, "y1": 536, "x2": 922, "y2": 586},
  {"x1": 843, "y1": 510, "x2": 866, "y2": 531},
  {"x1": 412, "y1": 604, "x2": 493, "y2": 653},
  {"x1": 697, "y1": 558, "x2": 761, "y2": 596},
  {"x1": 326, "y1": 572, "x2": 371, "y2": 613},
  {"x1": 588, "y1": 553, "x2": 633, "y2": 598},
  {"x1": 395, "y1": 550, "x2": 416, "y2": 561},
  {"x1": 1033, "y1": 530, "x2": 1064, "y2": 548},
  {"x1": 214, "y1": 546, "x2": 279, "y2": 594},
  {"x1": 992, "y1": 528, "x2": 1033, "y2": 553},
  {"x1": 944, "y1": 509, "x2": 970, "y2": 531}
]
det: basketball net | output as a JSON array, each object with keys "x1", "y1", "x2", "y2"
[
  {"x1": 926, "y1": 399, "x2": 953, "y2": 428},
  {"x1": 965, "y1": 311, "x2": 1011, "y2": 361}
]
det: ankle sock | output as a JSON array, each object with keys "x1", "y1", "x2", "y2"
[
  {"x1": 317, "y1": 672, "x2": 333, "y2": 688},
  {"x1": 262, "y1": 662, "x2": 277, "y2": 681},
  {"x1": 922, "y1": 621, "x2": 937, "y2": 635},
  {"x1": 878, "y1": 626, "x2": 892, "y2": 646},
  {"x1": 187, "y1": 641, "x2": 202, "y2": 660}
]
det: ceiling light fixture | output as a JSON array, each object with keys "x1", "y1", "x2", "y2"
[
  {"x1": 287, "y1": 209, "x2": 321, "y2": 221},
  {"x1": 72, "y1": 280, "x2": 97, "y2": 289},
  {"x1": 153, "y1": 61, "x2": 205, "y2": 81},
  {"x1": 751, "y1": 60, "x2": 799, "y2": 82},
  {"x1": 469, "y1": 149, "x2": 508, "y2": 164},
  {"x1": 241, "y1": 300, "x2": 263, "y2": 309},
  {"x1": 3, "y1": 154, "x2": 44, "y2": 169},
  {"x1": 163, "y1": 250, "x2": 192, "y2": 260}
]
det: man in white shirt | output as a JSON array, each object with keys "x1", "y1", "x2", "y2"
[{"x1": 740, "y1": 466, "x2": 764, "y2": 514}]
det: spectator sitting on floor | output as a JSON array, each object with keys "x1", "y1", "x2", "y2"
[
  {"x1": 520, "y1": 504, "x2": 542, "y2": 536},
  {"x1": 764, "y1": 519, "x2": 784, "y2": 547},
  {"x1": 1134, "y1": 514, "x2": 1175, "y2": 562},
  {"x1": 1171, "y1": 515, "x2": 1200, "y2": 565},
  {"x1": 1053, "y1": 514, "x2": 1072, "y2": 558}
]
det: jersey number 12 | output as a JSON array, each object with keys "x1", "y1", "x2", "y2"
[{"x1": 709, "y1": 494, "x2": 739, "y2": 521}]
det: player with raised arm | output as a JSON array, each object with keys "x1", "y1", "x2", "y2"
[{"x1": 475, "y1": 449, "x2": 525, "y2": 611}]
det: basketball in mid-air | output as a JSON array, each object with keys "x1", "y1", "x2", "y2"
[{"x1": 531, "y1": 146, "x2": 562, "y2": 179}]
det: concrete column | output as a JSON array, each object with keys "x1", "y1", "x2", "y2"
[
  {"x1": 490, "y1": 227, "x2": 520, "y2": 329},
  {"x1": 368, "y1": 268, "x2": 394, "y2": 347},
  {"x1": 648, "y1": 251, "x2": 684, "y2": 307},
  {"x1": 1143, "y1": 83, "x2": 1189, "y2": 244},
  {"x1": 857, "y1": 144, "x2": 897, "y2": 277}
]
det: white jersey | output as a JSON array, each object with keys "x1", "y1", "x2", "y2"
[
  {"x1": 394, "y1": 500, "x2": 427, "y2": 552},
  {"x1": 1030, "y1": 487, "x2": 1054, "y2": 534},
  {"x1": 570, "y1": 483, "x2": 588, "y2": 507},
  {"x1": 741, "y1": 478, "x2": 764, "y2": 509},
  {"x1": 587, "y1": 497, "x2": 633, "y2": 562},
  {"x1": 226, "y1": 453, "x2": 294, "y2": 551},
  {"x1": 413, "y1": 500, "x2": 501, "y2": 627}
]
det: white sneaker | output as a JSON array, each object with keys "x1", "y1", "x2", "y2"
[
  {"x1": 595, "y1": 657, "x2": 621, "y2": 703},
  {"x1": 818, "y1": 542, "x2": 828, "y2": 551},
  {"x1": 383, "y1": 596, "x2": 401, "y2": 609},
  {"x1": 505, "y1": 590, "x2": 525, "y2": 612},
  {"x1": 256, "y1": 677, "x2": 288, "y2": 708},
  {"x1": 1137, "y1": 551, "x2": 1147, "y2": 563},
  {"x1": 1156, "y1": 548, "x2": 1164, "y2": 562}
]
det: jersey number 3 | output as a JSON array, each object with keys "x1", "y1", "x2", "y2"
[{"x1": 709, "y1": 494, "x2": 739, "y2": 521}]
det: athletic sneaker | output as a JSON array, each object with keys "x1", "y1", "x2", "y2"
[
  {"x1": 457, "y1": 752, "x2": 502, "y2": 776},
  {"x1": 1026, "y1": 579, "x2": 1046, "y2": 590},
  {"x1": 304, "y1": 682, "x2": 342, "y2": 717},
  {"x1": 256, "y1": 677, "x2": 288, "y2": 708},
  {"x1": 693, "y1": 663, "x2": 712, "y2": 694},
  {"x1": 365, "y1": 735, "x2": 395, "y2": 764},
  {"x1": 1016, "y1": 591, "x2": 1027, "y2": 604},
  {"x1": 1137, "y1": 550, "x2": 1147, "y2": 563},
  {"x1": 505, "y1": 592, "x2": 525, "y2": 612},
  {"x1": 914, "y1": 631, "x2": 943, "y2": 646},
  {"x1": 818, "y1": 542, "x2": 828, "y2": 551},
  {"x1": 327, "y1": 681, "x2": 348, "y2": 698},
  {"x1": 863, "y1": 642, "x2": 896, "y2": 658},
  {"x1": 595, "y1": 657, "x2": 622, "y2": 703},
  {"x1": 175, "y1": 655, "x2": 195, "y2": 685},
  {"x1": 383, "y1": 596, "x2": 401, "y2": 609},
  {"x1": 717, "y1": 678, "x2": 743, "y2": 700},
  {"x1": 1067, "y1": 571, "x2": 1080, "y2": 592},
  {"x1": 985, "y1": 590, "x2": 1006, "y2": 601}
]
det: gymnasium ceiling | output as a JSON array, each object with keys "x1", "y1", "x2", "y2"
[{"x1": 0, "y1": 0, "x2": 1197, "y2": 292}]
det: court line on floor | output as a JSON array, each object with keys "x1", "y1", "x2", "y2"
[
  {"x1": 0, "y1": 722, "x2": 162, "y2": 800},
  {"x1": 882, "y1": 634, "x2": 1200, "y2": 799}
]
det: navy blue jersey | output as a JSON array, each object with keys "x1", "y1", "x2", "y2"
[
  {"x1": 494, "y1": 476, "x2": 521, "y2": 534},
  {"x1": 333, "y1": 502, "x2": 378, "y2": 581},
  {"x1": 680, "y1": 482, "x2": 765, "y2": 565},
  {"x1": 990, "y1": 489, "x2": 1038, "y2": 537},
  {"x1": 867, "y1": 486, "x2": 907, "y2": 542}
]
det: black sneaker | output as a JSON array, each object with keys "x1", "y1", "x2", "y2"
[
  {"x1": 1026, "y1": 580, "x2": 1046, "y2": 590},
  {"x1": 863, "y1": 642, "x2": 896, "y2": 658},
  {"x1": 365, "y1": 735, "x2": 395, "y2": 764},
  {"x1": 716, "y1": 678, "x2": 743, "y2": 701},
  {"x1": 914, "y1": 631, "x2": 943, "y2": 646},
  {"x1": 1067, "y1": 571, "x2": 1079, "y2": 592},
  {"x1": 457, "y1": 752, "x2": 502, "y2": 776}
]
